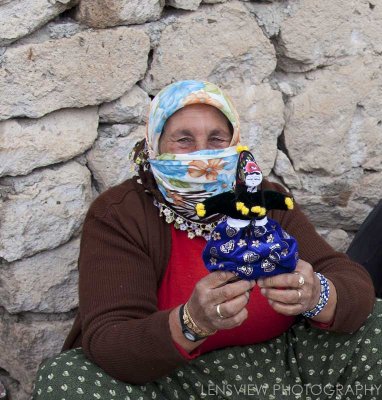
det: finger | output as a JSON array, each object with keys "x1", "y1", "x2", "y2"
[
  {"x1": 261, "y1": 287, "x2": 303, "y2": 305},
  {"x1": 215, "y1": 307, "x2": 249, "y2": 330},
  {"x1": 295, "y1": 259, "x2": 313, "y2": 273},
  {"x1": 217, "y1": 275, "x2": 242, "y2": 288},
  {"x1": 213, "y1": 278, "x2": 256, "y2": 304},
  {"x1": 257, "y1": 259, "x2": 315, "y2": 289},
  {"x1": 267, "y1": 299, "x2": 303, "y2": 316},
  {"x1": 258, "y1": 270, "x2": 309, "y2": 289},
  {"x1": 294, "y1": 260, "x2": 315, "y2": 281},
  {"x1": 216, "y1": 293, "x2": 249, "y2": 319},
  {"x1": 201, "y1": 271, "x2": 237, "y2": 289},
  {"x1": 257, "y1": 273, "x2": 297, "y2": 289}
]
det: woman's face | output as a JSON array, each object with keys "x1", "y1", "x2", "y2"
[{"x1": 159, "y1": 104, "x2": 233, "y2": 154}]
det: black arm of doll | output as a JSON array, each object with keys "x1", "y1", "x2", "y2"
[
  {"x1": 196, "y1": 190, "x2": 293, "y2": 219},
  {"x1": 196, "y1": 191, "x2": 253, "y2": 220},
  {"x1": 262, "y1": 190, "x2": 294, "y2": 211}
]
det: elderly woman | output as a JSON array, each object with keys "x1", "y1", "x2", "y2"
[{"x1": 33, "y1": 81, "x2": 381, "y2": 400}]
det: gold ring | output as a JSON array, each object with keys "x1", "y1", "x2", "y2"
[
  {"x1": 216, "y1": 304, "x2": 225, "y2": 319},
  {"x1": 298, "y1": 275, "x2": 305, "y2": 287},
  {"x1": 297, "y1": 289, "x2": 302, "y2": 302}
]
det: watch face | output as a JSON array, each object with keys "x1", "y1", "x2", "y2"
[{"x1": 184, "y1": 331, "x2": 196, "y2": 342}]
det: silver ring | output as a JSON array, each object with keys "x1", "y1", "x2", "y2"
[
  {"x1": 298, "y1": 275, "x2": 305, "y2": 287},
  {"x1": 216, "y1": 304, "x2": 225, "y2": 319}
]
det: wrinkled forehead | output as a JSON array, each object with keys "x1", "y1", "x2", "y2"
[{"x1": 161, "y1": 103, "x2": 234, "y2": 134}]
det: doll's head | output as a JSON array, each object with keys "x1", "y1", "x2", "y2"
[{"x1": 236, "y1": 150, "x2": 263, "y2": 191}]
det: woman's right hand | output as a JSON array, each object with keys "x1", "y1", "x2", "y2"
[
  {"x1": 169, "y1": 271, "x2": 255, "y2": 353},
  {"x1": 187, "y1": 271, "x2": 256, "y2": 333}
]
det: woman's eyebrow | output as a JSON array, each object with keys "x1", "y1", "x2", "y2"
[
  {"x1": 170, "y1": 129, "x2": 194, "y2": 136},
  {"x1": 209, "y1": 128, "x2": 231, "y2": 136}
]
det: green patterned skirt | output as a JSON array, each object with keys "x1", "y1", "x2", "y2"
[{"x1": 33, "y1": 300, "x2": 382, "y2": 400}]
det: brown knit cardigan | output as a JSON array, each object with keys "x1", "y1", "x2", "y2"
[{"x1": 62, "y1": 177, "x2": 375, "y2": 384}]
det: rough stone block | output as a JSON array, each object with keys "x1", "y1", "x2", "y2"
[
  {"x1": 284, "y1": 56, "x2": 382, "y2": 176},
  {"x1": 15, "y1": 19, "x2": 86, "y2": 46},
  {"x1": 0, "y1": 315, "x2": 73, "y2": 393},
  {"x1": 228, "y1": 83, "x2": 284, "y2": 175},
  {"x1": 87, "y1": 125, "x2": 145, "y2": 192},
  {"x1": 0, "y1": 0, "x2": 79, "y2": 46},
  {"x1": 353, "y1": 172, "x2": 382, "y2": 206},
  {"x1": 274, "y1": 0, "x2": 382, "y2": 72},
  {"x1": 202, "y1": 0, "x2": 228, "y2": 3},
  {"x1": 244, "y1": 1, "x2": 296, "y2": 38},
  {"x1": 317, "y1": 228, "x2": 351, "y2": 252},
  {"x1": 0, "y1": 373, "x2": 27, "y2": 400},
  {"x1": 75, "y1": 0, "x2": 164, "y2": 28},
  {"x1": 0, "y1": 107, "x2": 98, "y2": 177},
  {"x1": 166, "y1": 0, "x2": 201, "y2": 10},
  {"x1": 0, "y1": 161, "x2": 92, "y2": 262},
  {"x1": 274, "y1": 150, "x2": 302, "y2": 190},
  {"x1": 99, "y1": 85, "x2": 150, "y2": 124},
  {"x1": 294, "y1": 169, "x2": 372, "y2": 230},
  {"x1": 142, "y1": 0, "x2": 276, "y2": 93},
  {"x1": 0, "y1": 27, "x2": 150, "y2": 120},
  {"x1": 1, "y1": 238, "x2": 80, "y2": 313}
]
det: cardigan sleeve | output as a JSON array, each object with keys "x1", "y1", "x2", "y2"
[
  {"x1": 268, "y1": 182, "x2": 375, "y2": 333},
  {"x1": 77, "y1": 190, "x2": 187, "y2": 384}
]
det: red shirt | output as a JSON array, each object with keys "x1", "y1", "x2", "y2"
[{"x1": 157, "y1": 225, "x2": 295, "y2": 356}]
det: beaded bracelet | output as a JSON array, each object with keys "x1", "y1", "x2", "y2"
[{"x1": 302, "y1": 272, "x2": 330, "y2": 318}]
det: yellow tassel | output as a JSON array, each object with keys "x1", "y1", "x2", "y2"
[
  {"x1": 236, "y1": 144, "x2": 249, "y2": 153},
  {"x1": 241, "y1": 206, "x2": 249, "y2": 216},
  {"x1": 258, "y1": 207, "x2": 267, "y2": 217},
  {"x1": 251, "y1": 206, "x2": 262, "y2": 214},
  {"x1": 195, "y1": 203, "x2": 206, "y2": 217},
  {"x1": 197, "y1": 209, "x2": 206, "y2": 217},
  {"x1": 285, "y1": 197, "x2": 294, "y2": 210},
  {"x1": 236, "y1": 202, "x2": 244, "y2": 211}
]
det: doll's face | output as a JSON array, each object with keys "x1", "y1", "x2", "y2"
[
  {"x1": 245, "y1": 172, "x2": 263, "y2": 187},
  {"x1": 244, "y1": 160, "x2": 263, "y2": 187}
]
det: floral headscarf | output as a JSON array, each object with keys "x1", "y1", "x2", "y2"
[
  {"x1": 146, "y1": 80, "x2": 240, "y2": 158},
  {"x1": 135, "y1": 80, "x2": 242, "y2": 237}
]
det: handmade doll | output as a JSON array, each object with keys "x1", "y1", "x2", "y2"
[{"x1": 196, "y1": 149, "x2": 299, "y2": 280}]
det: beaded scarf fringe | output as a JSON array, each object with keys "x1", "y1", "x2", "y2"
[{"x1": 153, "y1": 199, "x2": 226, "y2": 240}]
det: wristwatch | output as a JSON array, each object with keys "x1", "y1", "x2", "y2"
[{"x1": 179, "y1": 304, "x2": 215, "y2": 342}]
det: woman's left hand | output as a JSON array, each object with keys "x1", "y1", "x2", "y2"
[{"x1": 257, "y1": 259, "x2": 321, "y2": 316}]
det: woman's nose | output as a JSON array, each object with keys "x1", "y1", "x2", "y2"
[{"x1": 194, "y1": 139, "x2": 209, "y2": 151}]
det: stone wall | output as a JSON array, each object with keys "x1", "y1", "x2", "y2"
[{"x1": 0, "y1": 0, "x2": 381, "y2": 398}]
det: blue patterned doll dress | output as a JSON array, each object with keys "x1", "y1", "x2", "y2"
[
  {"x1": 203, "y1": 216, "x2": 298, "y2": 280},
  {"x1": 196, "y1": 150, "x2": 299, "y2": 280}
]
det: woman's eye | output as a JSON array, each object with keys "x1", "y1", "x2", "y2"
[{"x1": 177, "y1": 137, "x2": 192, "y2": 143}]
